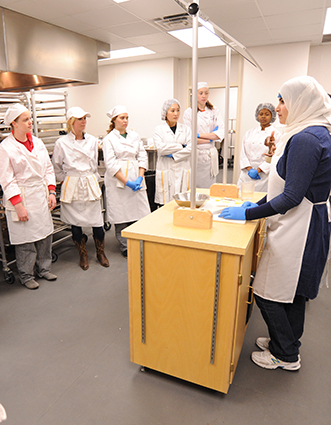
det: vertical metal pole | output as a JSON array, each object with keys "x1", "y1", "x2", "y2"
[
  {"x1": 30, "y1": 89, "x2": 38, "y2": 137},
  {"x1": 190, "y1": 8, "x2": 199, "y2": 209},
  {"x1": 222, "y1": 46, "x2": 231, "y2": 183}
]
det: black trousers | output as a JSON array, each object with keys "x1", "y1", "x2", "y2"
[
  {"x1": 254, "y1": 294, "x2": 306, "y2": 362},
  {"x1": 71, "y1": 225, "x2": 104, "y2": 242}
]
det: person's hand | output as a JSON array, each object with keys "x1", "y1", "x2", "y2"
[
  {"x1": 264, "y1": 131, "x2": 276, "y2": 157},
  {"x1": 134, "y1": 176, "x2": 143, "y2": 185},
  {"x1": 48, "y1": 193, "x2": 57, "y2": 210},
  {"x1": 248, "y1": 168, "x2": 261, "y2": 180},
  {"x1": 241, "y1": 201, "x2": 258, "y2": 209},
  {"x1": 126, "y1": 180, "x2": 142, "y2": 191},
  {"x1": 219, "y1": 207, "x2": 246, "y2": 220},
  {"x1": 165, "y1": 154, "x2": 173, "y2": 158},
  {"x1": 14, "y1": 202, "x2": 29, "y2": 222}
]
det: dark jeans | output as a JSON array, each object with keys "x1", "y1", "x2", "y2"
[
  {"x1": 71, "y1": 225, "x2": 104, "y2": 242},
  {"x1": 115, "y1": 222, "x2": 135, "y2": 254},
  {"x1": 254, "y1": 294, "x2": 306, "y2": 362}
]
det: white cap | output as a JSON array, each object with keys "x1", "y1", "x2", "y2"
[
  {"x1": 4, "y1": 103, "x2": 29, "y2": 126},
  {"x1": 198, "y1": 82, "x2": 209, "y2": 90},
  {"x1": 106, "y1": 105, "x2": 128, "y2": 120},
  {"x1": 67, "y1": 106, "x2": 91, "y2": 120}
]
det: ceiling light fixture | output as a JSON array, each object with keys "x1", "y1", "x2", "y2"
[
  {"x1": 168, "y1": 26, "x2": 224, "y2": 48},
  {"x1": 323, "y1": 8, "x2": 331, "y2": 34},
  {"x1": 98, "y1": 46, "x2": 155, "y2": 62}
]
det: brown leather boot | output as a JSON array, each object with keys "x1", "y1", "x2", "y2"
[
  {"x1": 93, "y1": 237, "x2": 110, "y2": 267},
  {"x1": 73, "y1": 237, "x2": 89, "y2": 270}
]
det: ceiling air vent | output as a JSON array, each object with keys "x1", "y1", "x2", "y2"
[
  {"x1": 322, "y1": 34, "x2": 331, "y2": 43},
  {"x1": 153, "y1": 13, "x2": 192, "y2": 31}
]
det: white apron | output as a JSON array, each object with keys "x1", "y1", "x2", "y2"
[
  {"x1": 5, "y1": 181, "x2": 53, "y2": 245},
  {"x1": 253, "y1": 154, "x2": 314, "y2": 303},
  {"x1": 60, "y1": 173, "x2": 103, "y2": 227}
]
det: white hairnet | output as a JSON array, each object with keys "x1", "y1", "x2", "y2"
[
  {"x1": 106, "y1": 105, "x2": 128, "y2": 120},
  {"x1": 255, "y1": 103, "x2": 276, "y2": 123},
  {"x1": 67, "y1": 106, "x2": 91, "y2": 120},
  {"x1": 161, "y1": 99, "x2": 180, "y2": 120},
  {"x1": 198, "y1": 82, "x2": 208, "y2": 90},
  {"x1": 4, "y1": 103, "x2": 29, "y2": 126}
]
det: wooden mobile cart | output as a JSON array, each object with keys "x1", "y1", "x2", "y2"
[{"x1": 122, "y1": 191, "x2": 265, "y2": 394}]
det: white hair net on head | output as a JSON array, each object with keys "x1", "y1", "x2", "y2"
[
  {"x1": 106, "y1": 105, "x2": 128, "y2": 120},
  {"x1": 161, "y1": 99, "x2": 180, "y2": 120},
  {"x1": 198, "y1": 82, "x2": 208, "y2": 90},
  {"x1": 4, "y1": 103, "x2": 29, "y2": 126},
  {"x1": 255, "y1": 103, "x2": 277, "y2": 123}
]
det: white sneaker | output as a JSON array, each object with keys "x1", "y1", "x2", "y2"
[
  {"x1": 256, "y1": 337, "x2": 270, "y2": 351},
  {"x1": 251, "y1": 349, "x2": 301, "y2": 370},
  {"x1": 255, "y1": 337, "x2": 301, "y2": 361}
]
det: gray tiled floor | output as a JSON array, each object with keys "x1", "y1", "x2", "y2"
[{"x1": 1, "y1": 212, "x2": 331, "y2": 424}]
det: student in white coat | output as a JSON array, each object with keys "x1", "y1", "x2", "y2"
[
  {"x1": 52, "y1": 107, "x2": 109, "y2": 271},
  {"x1": 183, "y1": 82, "x2": 224, "y2": 188},
  {"x1": 237, "y1": 103, "x2": 282, "y2": 191},
  {"x1": 220, "y1": 76, "x2": 331, "y2": 371},
  {"x1": 153, "y1": 99, "x2": 191, "y2": 205},
  {"x1": 102, "y1": 105, "x2": 151, "y2": 258},
  {"x1": 0, "y1": 104, "x2": 57, "y2": 290}
]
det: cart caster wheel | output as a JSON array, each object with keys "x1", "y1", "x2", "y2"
[
  {"x1": 104, "y1": 222, "x2": 111, "y2": 231},
  {"x1": 140, "y1": 366, "x2": 148, "y2": 372},
  {"x1": 52, "y1": 251, "x2": 58, "y2": 263},
  {"x1": 4, "y1": 271, "x2": 15, "y2": 284}
]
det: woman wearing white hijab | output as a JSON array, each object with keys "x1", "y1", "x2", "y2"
[
  {"x1": 220, "y1": 76, "x2": 331, "y2": 370},
  {"x1": 183, "y1": 82, "x2": 224, "y2": 188},
  {"x1": 102, "y1": 105, "x2": 150, "y2": 258}
]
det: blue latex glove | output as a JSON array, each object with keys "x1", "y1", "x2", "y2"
[
  {"x1": 241, "y1": 201, "x2": 259, "y2": 209},
  {"x1": 212, "y1": 125, "x2": 219, "y2": 132},
  {"x1": 126, "y1": 180, "x2": 141, "y2": 192},
  {"x1": 165, "y1": 154, "x2": 173, "y2": 158},
  {"x1": 197, "y1": 133, "x2": 200, "y2": 138},
  {"x1": 219, "y1": 207, "x2": 246, "y2": 220},
  {"x1": 248, "y1": 168, "x2": 261, "y2": 180},
  {"x1": 134, "y1": 176, "x2": 143, "y2": 185}
]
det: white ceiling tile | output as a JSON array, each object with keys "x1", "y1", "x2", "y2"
[
  {"x1": 104, "y1": 21, "x2": 158, "y2": 38},
  {"x1": 117, "y1": 0, "x2": 187, "y2": 21},
  {"x1": 203, "y1": 2, "x2": 261, "y2": 24},
  {"x1": 265, "y1": 9, "x2": 324, "y2": 30},
  {"x1": 257, "y1": 0, "x2": 324, "y2": 15},
  {"x1": 74, "y1": 5, "x2": 139, "y2": 28},
  {"x1": 126, "y1": 32, "x2": 172, "y2": 46}
]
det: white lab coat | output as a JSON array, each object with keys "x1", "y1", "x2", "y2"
[
  {"x1": 52, "y1": 132, "x2": 103, "y2": 227},
  {"x1": 102, "y1": 129, "x2": 151, "y2": 224},
  {"x1": 237, "y1": 125, "x2": 281, "y2": 191},
  {"x1": 0, "y1": 134, "x2": 55, "y2": 244},
  {"x1": 153, "y1": 122, "x2": 191, "y2": 205},
  {"x1": 183, "y1": 106, "x2": 224, "y2": 188}
]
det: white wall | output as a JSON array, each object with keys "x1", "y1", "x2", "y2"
[
  {"x1": 233, "y1": 42, "x2": 311, "y2": 182},
  {"x1": 65, "y1": 57, "x2": 176, "y2": 139},
  {"x1": 308, "y1": 44, "x2": 331, "y2": 94},
  {"x1": 62, "y1": 41, "x2": 331, "y2": 184}
]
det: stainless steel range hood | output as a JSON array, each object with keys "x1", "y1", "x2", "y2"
[{"x1": 0, "y1": 7, "x2": 110, "y2": 92}]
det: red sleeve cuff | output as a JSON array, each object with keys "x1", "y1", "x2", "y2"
[
  {"x1": 48, "y1": 185, "x2": 56, "y2": 192},
  {"x1": 9, "y1": 194, "x2": 22, "y2": 206}
]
